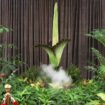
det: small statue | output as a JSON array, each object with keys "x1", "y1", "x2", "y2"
[{"x1": 1, "y1": 84, "x2": 18, "y2": 105}]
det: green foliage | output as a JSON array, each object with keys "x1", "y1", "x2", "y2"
[
  {"x1": 87, "y1": 29, "x2": 105, "y2": 66},
  {"x1": 0, "y1": 25, "x2": 12, "y2": 33},
  {"x1": 0, "y1": 78, "x2": 105, "y2": 105},
  {"x1": 85, "y1": 64, "x2": 105, "y2": 81},
  {"x1": 98, "y1": 65, "x2": 105, "y2": 80},
  {"x1": 67, "y1": 64, "x2": 81, "y2": 82},
  {"x1": 0, "y1": 26, "x2": 21, "y2": 77},
  {"x1": 87, "y1": 29, "x2": 105, "y2": 46},
  {"x1": 85, "y1": 100, "x2": 100, "y2": 105},
  {"x1": 91, "y1": 48, "x2": 105, "y2": 65},
  {"x1": 21, "y1": 66, "x2": 41, "y2": 82},
  {"x1": 87, "y1": 29, "x2": 105, "y2": 80}
]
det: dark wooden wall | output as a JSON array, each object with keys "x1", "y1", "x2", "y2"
[{"x1": 0, "y1": 0, "x2": 105, "y2": 77}]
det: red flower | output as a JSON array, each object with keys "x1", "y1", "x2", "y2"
[
  {"x1": 1, "y1": 101, "x2": 18, "y2": 105},
  {"x1": 13, "y1": 101, "x2": 18, "y2": 105},
  {"x1": 1, "y1": 103, "x2": 6, "y2": 105}
]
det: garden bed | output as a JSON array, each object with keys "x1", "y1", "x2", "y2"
[{"x1": 0, "y1": 77, "x2": 105, "y2": 105}]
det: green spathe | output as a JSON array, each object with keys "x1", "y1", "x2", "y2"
[
  {"x1": 36, "y1": 39, "x2": 69, "y2": 68},
  {"x1": 35, "y1": 2, "x2": 70, "y2": 68},
  {"x1": 52, "y1": 2, "x2": 59, "y2": 46}
]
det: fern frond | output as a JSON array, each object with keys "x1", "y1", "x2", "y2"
[
  {"x1": 87, "y1": 29, "x2": 105, "y2": 46},
  {"x1": 91, "y1": 48, "x2": 105, "y2": 65}
]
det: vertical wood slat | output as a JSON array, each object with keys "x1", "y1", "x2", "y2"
[
  {"x1": 33, "y1": 0, "x2": 40, "y2": 65},
  {"x1": 20, "y1": 0, "x2": 24, "y2": 72},
  {"x1": 23, "y1": 0, "x2": 29, "y2": 70},
  {"x1": 67, "y1": 0, "x2": 73, "y2": 66},
  {"x1": 0, "y1": 0, "x2": 105, "y2": 78},
  {"x1": 0, "y1": 0, "x2": 1, "y2": 24},
  {"x1": 16, "y1": 0, "x2": 20, "y2": 73},
  {"x1": 0, "y1": 0, "x2": 2, "y2": 43},
  {"x1": 28, "y1": 0, "x2": 33, "y2": 66},
  {"x1": 2, "y1": 0, "x2": 7, "y2": 59}
]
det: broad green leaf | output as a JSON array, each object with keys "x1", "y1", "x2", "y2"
[
  {"x1": 52, "y1": 2, "x2": 59, "y2": 46},
  {"x1": 36, "y1": 45, "x2": 58, "y2": 67},
  {"x1": 42, "y1": 47, "x2": 58, "y2": 67},
  {"x1": 97, "y1": 93, "x2": 105, "y2": 101},
  {"x1": 54, "y1": 39, "x2": 70, "y2": 66}
]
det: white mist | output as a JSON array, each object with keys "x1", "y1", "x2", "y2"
[{"x1": 41, "y1": 64, "x2": 72, "y2": 88}]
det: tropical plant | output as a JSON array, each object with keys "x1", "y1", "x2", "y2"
[
  {"x1": 35, "y1": 2, "x2": 70, "y2": 69},
  {"x1": 0, "y1": 77, "x2": 104, "y2": 105},
  {"x1": 87, "y1": 29, "x2": 105, "y2": 65},
  {"x1": 21, "y1": 66, "x2": 41, "y2": 82},
  {"x1": 87, "y1": 29, "x2": 105, "y2": 80},
  {"x1": 67, "y1": 64, "x2": 81, "y2": 82},
  {"x1": 91, "y1": 48, "x2": 105, "y2": 65},
  {"x1": 87, "y1": 29, "x2": 105, "y2": 46},
  {"x1": 0, "y1": 25, "x2": 21, "y2": 80},
  {"x1": 85, "y1": 100, "x2": 100, "y2": 105},
  {"x1": 0, "y1": 25, "x2": 11, "y2": 33},
  {"x1": 97, "y1": 65, "x2": 105, "y2": 80}
]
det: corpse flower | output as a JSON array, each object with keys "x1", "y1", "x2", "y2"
[{"x1": 35, "y1": 2, "x2": 70, "y2": 69}]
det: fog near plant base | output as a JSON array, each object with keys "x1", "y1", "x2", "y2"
[{"x1": 41, "y1": 64, "x2": 72, "y2": 87}]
